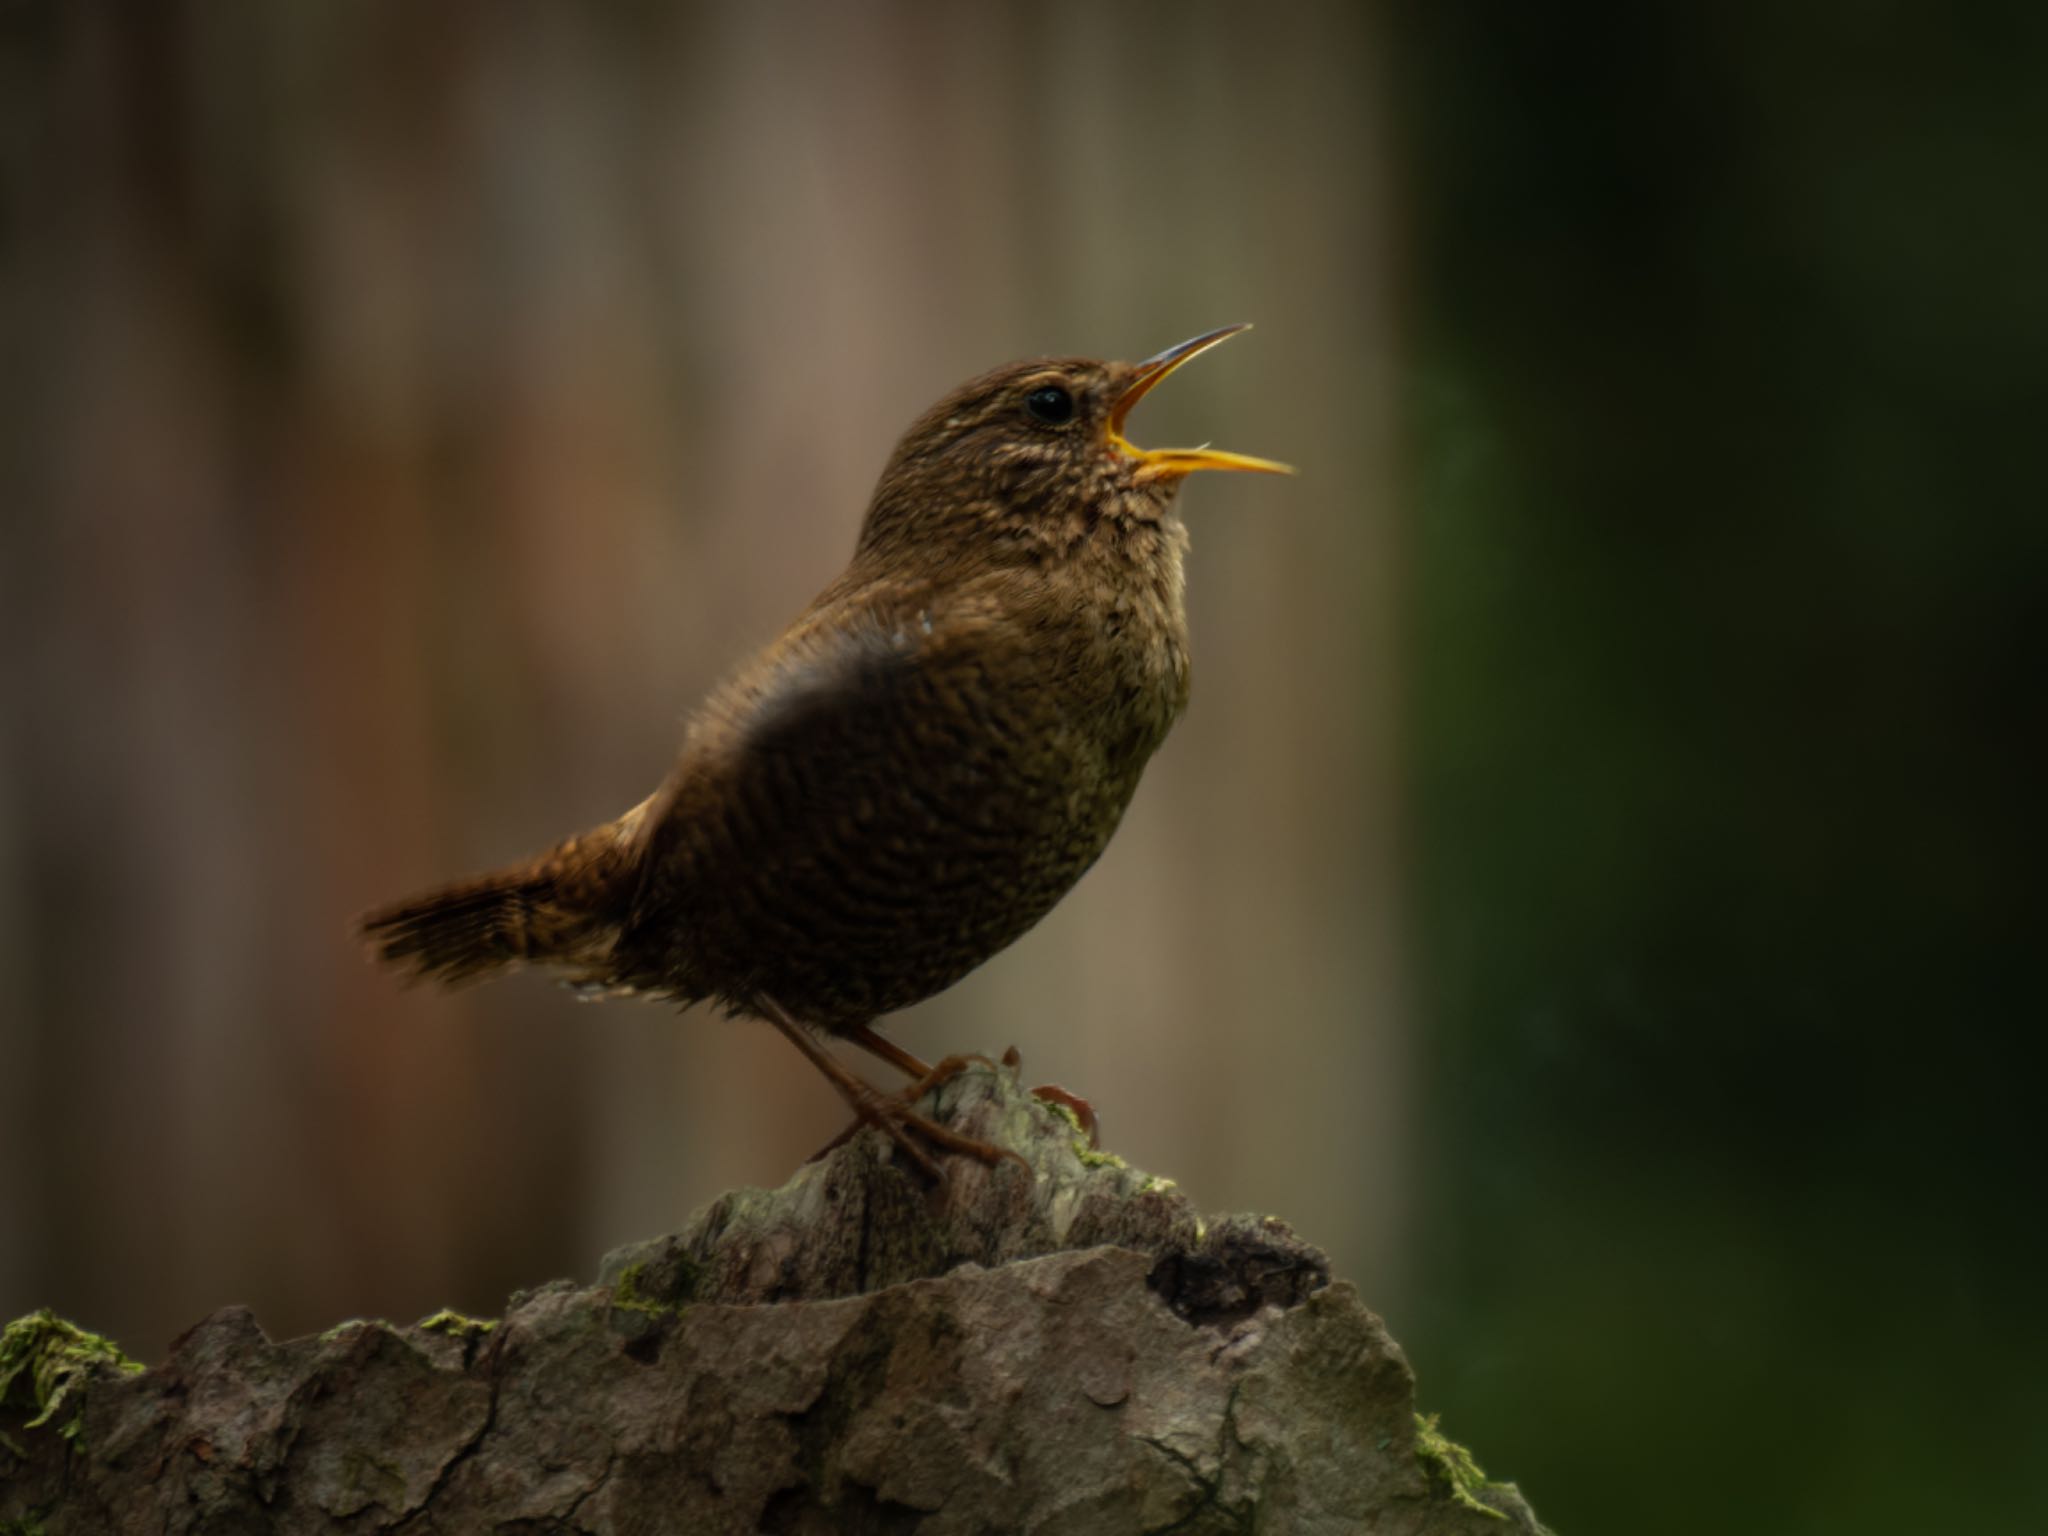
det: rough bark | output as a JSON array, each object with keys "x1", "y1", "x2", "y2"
[{"x1": 1, "y1": 1062, "x2": 1549, "y2": 1534}]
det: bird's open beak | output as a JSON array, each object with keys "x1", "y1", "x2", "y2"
[{"x1": 1109, "y1": 324, "x2": 1295, "y2": 481}]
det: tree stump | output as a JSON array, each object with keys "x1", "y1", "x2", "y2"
[{"x1": 1, "y1": 1061, "x2": 1549, "y2": 1534}]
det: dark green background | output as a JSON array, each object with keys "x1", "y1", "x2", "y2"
[{"x1": 1396, "y1": 4, "x2": 2045, "y2": 1531}]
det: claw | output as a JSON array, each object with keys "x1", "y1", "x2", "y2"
[
  {"x1": 804, "y1": 1061, "x2": 1026, "y2": 1178},
  {"x1": 1030, "y1": 1083, "x2": 1101, "y2": 1149},
  {"x1": 993, "y1": 1046, "x2": 1101, "y2": 1148},
  {"x1": 904, "y1": 1052, "x2": 1000, "y2": 1103}
]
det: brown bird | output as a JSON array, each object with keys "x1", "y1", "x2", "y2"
[{"x1": 360, "y1": 325, "x2": 1290, "y2": 1175}]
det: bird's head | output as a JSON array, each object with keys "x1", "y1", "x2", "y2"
[{"x1": 856, "y1": 326, "x2": 1291, "y2": 570}]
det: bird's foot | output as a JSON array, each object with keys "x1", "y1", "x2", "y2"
[
  {"x1": 893, "y1": 1049, "x2": 1099, "y2": 1153},
  {"x1": 805, "y1": 1042, "x2": 1097, "y2": 1171},
  {"x1": 1030, "y1": 1082, "x2": 1101, "y2": 1150},
  {"x1": 887, "y1": 1100, "x2": 1028, "y2": 1181},
  {"x1": 996, "y1": 1045, "x2": 1103, "y2": 1151},
  {"x1": 902, "y1": 1051, "x2": 1001, "y2": 1102},
  {"x1": 808, "y1": 1066, "x2": 1026, "y2": 1181},
  {"x1": 760, "y1": 998, "x2": 1024, "y2": 1181}
]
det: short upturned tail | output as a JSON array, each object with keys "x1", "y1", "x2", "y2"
[
  {"x1": 359, "y1": 868, "x2": 579, "y2": 985},
  {"x1": 359, "y1": 806, "x2": 651, "y2": 988}
]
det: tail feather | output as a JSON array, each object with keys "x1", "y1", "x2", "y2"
[
  {"x1": 359, "y1": 868, "x2": 580, "y2": 985},
  {"x1": 360, "y1": 807, "x2": 651, "y2": 988}
]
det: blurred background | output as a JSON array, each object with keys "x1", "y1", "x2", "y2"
[{"x1": 1, "y1": 4, "x2": 2040, "y2": 1533}]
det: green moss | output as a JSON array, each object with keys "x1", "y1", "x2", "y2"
[
  {"x1": 0, "y1": 1310, "x2": 142, "y2": 1451},
  {"x1": 611, "y1": 1260, "x2": 688, "y2": 1317},
  {"x1": 1040, "y1": 1097, "x2": 1126, "y2": 1167},
  {"x1": 2, "y1": 1516, "x2": 49, "y2": 1536},
  {"x1": 1414, "y1": 1412, "x2": 1508, "y2": 1521},
  {"x1": 1041, "y1": 1097, "x2": 1085, "y2": 1136},
  {"x1": 415, "y1": 1309, "x2": 496, "y2": 1337}
]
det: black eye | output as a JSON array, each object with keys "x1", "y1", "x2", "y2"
[{"x1": 1025, "y1": 385, "x2": 1075, "y2": 425}]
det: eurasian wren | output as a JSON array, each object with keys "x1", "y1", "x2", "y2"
[{"x1": 361, "y1": 325, "x2": 1290, "y2": 1174}]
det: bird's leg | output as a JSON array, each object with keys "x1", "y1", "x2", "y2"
[
  {"x1": 847, "y1": 1026, "x2": 1102, "y2": 1152},
  {"x1": 842, "y1": 1023, "x2": 933, "y2": 1080},
  {"x1": 844, "y1": 1023, "x2": 999, "y2": 1100},
  {"x1": 804, "y1": 1021, "x2": 1006, "y2": 1163},
  {"x1": 756, "y1": 997, "x2": 1023, "y2": 1178}
]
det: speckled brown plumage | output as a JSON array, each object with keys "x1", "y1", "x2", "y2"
[{"x1": 361, "y1": 327, "x2": 1288, "y2": 1170}]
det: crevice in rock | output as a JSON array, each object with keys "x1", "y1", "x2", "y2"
[{"x1": 1145, "y1": 1220, "x2": 1330, "y2": 1329}]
